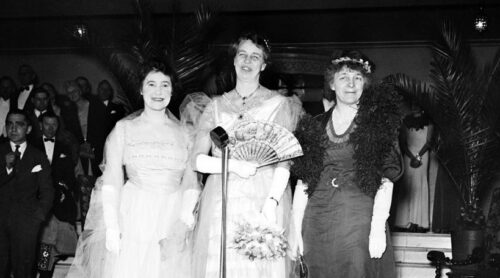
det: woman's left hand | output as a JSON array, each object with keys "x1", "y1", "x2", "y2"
[{"x1": 261, "y1": 198, "x2": 278, "y2": 223}]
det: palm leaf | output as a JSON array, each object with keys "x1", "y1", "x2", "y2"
[
  {"x1": 384, "y1": 21, "x2": 500, "y2": 209},
  {"x1": 81, "y1": 0, "x2": 219, "y2": 111}
]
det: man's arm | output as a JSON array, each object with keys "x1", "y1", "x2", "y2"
[{"x1": 0, "y1": 152, "x2": 16, "y2": 187}]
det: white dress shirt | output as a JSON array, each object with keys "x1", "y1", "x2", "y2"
[
  {"x1": 34, "y1": 109, "x2": 47, "y2": 118},
  {"x1": 17, "y1": 84, "x2": 33, "y2": 109},
  {"x1": 43, "y1": 136, "x2": 55, "y2": 164}
]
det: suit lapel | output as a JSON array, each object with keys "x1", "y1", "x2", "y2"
[
  {"x1": 17, "y1": 144, "x2": 34, "y2": 173},
  {"x1": 52, "y1": 141, "x2": 63, "y2": 164},
  {"x1": 36, "y1": 138, "x2": 47, "y2": 154}
]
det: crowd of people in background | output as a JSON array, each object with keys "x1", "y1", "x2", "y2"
[
  {"x1": 0, "y1": 64, "x2": 126, "y2": 278},
  {"x1": 0, "y1": 32, "x2": 423, "y2": 278}
]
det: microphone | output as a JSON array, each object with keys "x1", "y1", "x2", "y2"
[
  {"x1": 210, "y1": 126, "x2": 230, "y2": 278},
  {"x1": 210, "y1": 126, "x2": 229, "y2": 148}
]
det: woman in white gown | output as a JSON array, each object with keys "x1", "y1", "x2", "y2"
[
  {"x1": 66, "y1": 60, "x2": 198, "y2": 278},
  {"x1": 189, "y1": 33, "x2": 302, "y2": 278}
]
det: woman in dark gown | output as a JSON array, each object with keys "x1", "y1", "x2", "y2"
[{"x1": 289, "y1": 50, "x2": 403, "y2": 278}]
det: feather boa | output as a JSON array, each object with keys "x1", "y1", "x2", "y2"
[{"x1": 292, "y1": 83, "x2": 401, "y2": 197}]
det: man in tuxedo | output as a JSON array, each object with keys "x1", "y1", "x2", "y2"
[
  {"x1": 0, "y1": 109, "x2": 53, "y2": 278},
  {"x1": 33, "y1": 112, "x2": 78, "y2": 278},
  {"x1": 15, "y1": 64, "x2": 38, "y2": 111},
  {"x1": 97, "y1": 79, "x2": 125, "y2": 129},
  {"x1": 0, "y1": 76, "x2": 17, "y2": 142},
  {"x1": 26, "y1": 87, "x2": 53, "y2": 143}
]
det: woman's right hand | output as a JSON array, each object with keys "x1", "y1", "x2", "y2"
[{"x1": 229, "y1": 160, "x2": 258, "y2": 178}]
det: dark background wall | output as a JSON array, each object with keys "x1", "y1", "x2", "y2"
[{"x1": 1, "y1": 0, "x2": 499, "y2": 104}]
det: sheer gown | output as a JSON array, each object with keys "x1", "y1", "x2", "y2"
[
  {"x1": 67, "y1": 111, "x2": 195, "y2": 278},
  {"x1": 192, "y1": 89, "x2": 301, "y2": 278}
]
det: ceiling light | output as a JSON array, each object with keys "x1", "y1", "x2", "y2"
[{"x1": 474, "y1": 7, "x2": 488, "y2": 32}]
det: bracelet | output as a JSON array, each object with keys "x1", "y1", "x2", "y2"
[{"x1": 269, "y1": 197, "x2": 279, "y2": 206}]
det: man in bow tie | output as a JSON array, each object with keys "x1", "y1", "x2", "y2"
[
  {"x1": 0, "y1": 109, "x2": 53, "y2": 278},
  {"x1": 15, "y1": 64, "x2": 38, "y2": 111},
  {"x1": 33, "y1": 112, "x2": 78, "y2": 278}
]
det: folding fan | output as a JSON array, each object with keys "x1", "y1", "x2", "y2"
[{"x1": 229, "y1": 121, "x2": 303, "y2": 167}]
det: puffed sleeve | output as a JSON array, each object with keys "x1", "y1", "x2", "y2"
[
  {"x1": 194, "y1": 99, "x2": 216, "y2": 138},
  {"x1": 272, "y1": 95, "x2": 305, "y2": 132},
  {"x1": 190, "y1": 99, "x2": 216, "y2": 167}
]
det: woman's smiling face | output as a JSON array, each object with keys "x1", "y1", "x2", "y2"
[
  {"x1": 233, "y1": 39, "x2": 267, "y2": 81},
  {"x1": 141, "y1": 71, "x2": 172, "y2": 111},
  {"x1": 330, "y1": 66, "x2": 366, "y2": 106}
]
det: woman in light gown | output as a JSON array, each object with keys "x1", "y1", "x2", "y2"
[
  {"x1": 66, "y1": 60, "x2": 198, "y2": 278},
  {"x1": 394, "y1": 110, "x2": 433, "y2": 232},
  {"x1": 189, "y1": 32, "x2": 302, "y2": 278}
]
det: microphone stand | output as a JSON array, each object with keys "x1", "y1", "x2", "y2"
[{"x1": 210, "y1": 127, "x2": 229, "y2": 278}]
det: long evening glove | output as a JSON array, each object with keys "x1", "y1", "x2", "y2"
[
  {"x1": 369, "y1": 178, "x2": 394, "y2": 258},
  {"x1": 195, "y1": 154, "x2": 257, "y2": 178},
  {"x1": 289, "y1": 180, "x2": 307, "y2": 260},
  {"x1": 102, "y1": 184, "x2": 120, "y2": 254},
  {"x1": 261, "y1": 167, "x2": 290, "y2": 223}
]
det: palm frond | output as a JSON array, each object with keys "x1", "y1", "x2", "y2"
[
  {"x1": 384, "y1": 21, "x2": 500, "y2": 209},
  {"x1": 171, "y1": 3, "x2": 218, "y2": 93},
  {"x1": 83, "y1": 0, "x2": 219, "y2": 111}
]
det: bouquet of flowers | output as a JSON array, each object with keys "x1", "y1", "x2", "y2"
[{"x1": 232, "y1": 217, "x2": 288, "y2": 261}]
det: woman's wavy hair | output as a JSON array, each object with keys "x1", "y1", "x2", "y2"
[
  {"x1": 324, "y1": 50, "x2": 376, "y2": 101},
  {"x1": 228, "y1": 32, "x2": 271, "y2": 64},
  {"x1": 137, "y1": 59, "x2": 177, "y2": 96}
]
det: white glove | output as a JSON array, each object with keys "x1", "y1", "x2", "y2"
[
  {"x1": 195, "y1": 154, "x2": 257, "y2": 178},
  {"x1": 106, "y1": 228, "x2": 121, "y2": 254},
  {"x1": 261, "y1": 199, "x2": 278, "y2": 223},
  {"x1": 102, "y1": 184, "x2": 121, "y2": 254},
  {"x1": 261, "y1": 167, "x2": 290, "y2": 223},
  {"x1": 179, "y1": 189, "x2": 201, "y2": 229},
  {"x1": 369, "y1": 178, "x2": 393, "y2": 258},
  {"x1": 288, "y1": 180, "x2": 307, "y2": 260}
]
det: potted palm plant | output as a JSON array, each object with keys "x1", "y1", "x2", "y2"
[{"x1": 384, "y1": 21, "x2": 500, "y2": 273}]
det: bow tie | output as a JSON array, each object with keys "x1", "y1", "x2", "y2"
[
  {"x1": 44, "y1": 138, "x2": 55, "y2": 142},
  {"x1": 20, "y1": 86, "x2": 30, "y2": 91}
]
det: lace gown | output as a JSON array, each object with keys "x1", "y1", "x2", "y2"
[
  {"x1": 67, "y1": 111, "x2": 194, "y2": 278},
  {"x1": 192, "y1": 90, "x2": 301, "y2": 278}
]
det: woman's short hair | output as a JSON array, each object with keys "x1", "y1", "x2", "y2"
[
  {"x1": 229, "y1": 32, "x2": 271, "y2": 64},
  {"x1": 138, "y1": 59, "x2": 176, "y2": 92}
]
